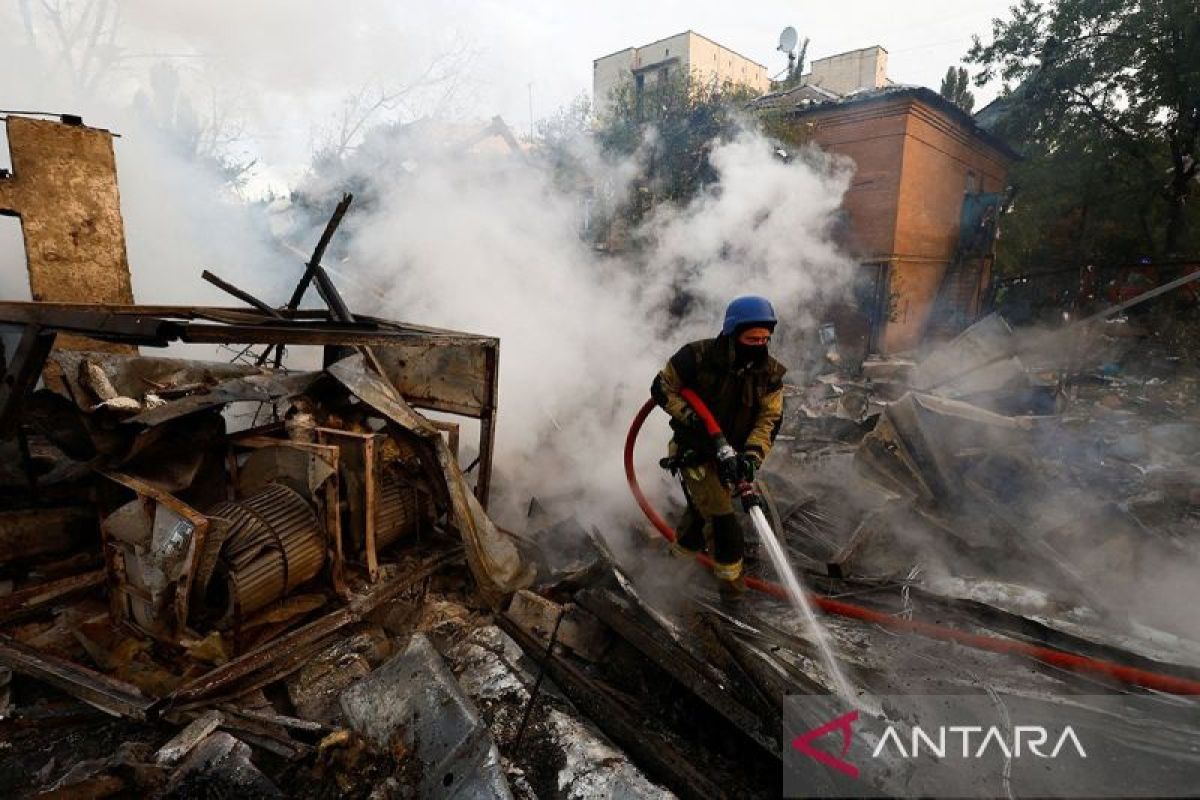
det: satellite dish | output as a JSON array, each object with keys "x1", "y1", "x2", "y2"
[{"x1": 778, "y1": 26, "x2": 798, "y2": 53}]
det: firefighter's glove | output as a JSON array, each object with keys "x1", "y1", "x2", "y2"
[
  {"x1": 678, "y1": 408, "x2": 708, "y2": 438},
  {"x1": 715, "y1": 441, "x2": 739, "y2": 486},
  {"x1": 736, "y1": 451, "x2": 762, "y2": 483}
]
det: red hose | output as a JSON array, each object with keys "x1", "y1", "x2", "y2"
[
  {"x1": 625, "y1": 397, "x2": 1200, "y2": 695},
  {"x1": 680, "y1": 387, "x2": 723, "y2": 437}
]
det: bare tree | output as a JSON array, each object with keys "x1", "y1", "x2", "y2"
[
  {"x1": 19, "y1": 2, "x2": 257, "y2": 187},
  {"x1": 312, "y1": 39, "x2": 476, "y2": 162},
  {"x1": 19, "y1": 0, "x2": 124, "y2": 95}
]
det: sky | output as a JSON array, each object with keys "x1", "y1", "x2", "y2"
[
  {"x1": 0, "y1": 0, "x2": 1015, "y2": 190},
  {"x1": 485, "y1": 0, "x2": 1009, "y2": 133}
]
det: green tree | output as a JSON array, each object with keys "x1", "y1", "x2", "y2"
[
  {"x1": 968, "y1": 0, "x2": 1200, "y2": 258},
  {"x1": 532, "y1": 93, "x2": 594, "y2": 189},
  {"x1": 939, "y1": 66, "x2": 976, "y2": 113},
  {"x1": 595, "y1": 70, "x2": 759, "y2": 214}
]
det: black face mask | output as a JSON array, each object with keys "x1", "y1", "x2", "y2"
[{"x1": 734, "y1": 341, "x2": 769, "y2": 368}]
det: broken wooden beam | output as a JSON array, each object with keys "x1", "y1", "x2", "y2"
[
  {"x1": 217, "y1": 703, "x2": 325, "y2": 732},
  {"x1": 170, "y1": 609, "x2": 352, "y2": 708},
  {"x1": 1078, "y1": 268, "x2": 1200, "y2": 325},
  {"x1": 0, "y1": 633, "x2": 154, "y2": 719},
  {"x1": 201, "y1": 271, "x2": 284, "y2": 319},
  {"x1": 156, "y1": 709, "x2": 225, "y2": 766},
  {"x1": 285, "y1": 193, "x2": 353, "y2": 312},
  {"x1": 267, "y1": 193, "x2": 354, "y2": 368},
  {"x1": 0, "y1": 324, "x2": 57, "y2": 437},
  {"x1": 169, "y1": 549, "x2": 462, "y2": 708},
  {"x1": 498, "y1": 615, "x2": 726, "y2": 800},
  {"x1": 0, "y1": 508, "x2": 98, "y2": 568},
  {"x1": 0, "y1": 569, "x2": 105, "y2": 624},
  {"x1": 576, "y1": 586, "x2": 781, "y2": 759}
]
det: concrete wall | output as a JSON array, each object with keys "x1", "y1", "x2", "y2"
[
  {"x1": 0, "y1": 116, "x2": 135, "y2": 353},
  {"x1": 0, "y1": 116, "x2": 133, "y2": 307},
  {"x1": 804, "y1": 46, "x2": 889, "y2": 96},
  {"x1": 593, "y1": 48, "x2": 637, "y2": 113},
  {"x1": 684, "y1": 32, "x2": 770, "y2": 94},
  {"x1": 593, "y1": 31, "x2": 768, "y2": 116},
  {"x1": 794, "y1": 93, "x2": 1013, "y2": 353}
]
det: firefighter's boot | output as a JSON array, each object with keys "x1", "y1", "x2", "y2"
[
  {"x1": 671, "y1": 504, "x2": 707, "y2": 559},
  {"x1": 711, "y1": 513, "x2": 747, "y2": 604},
  {"x1": 715, "y1": 560, "x2": 747, "y2": 604}
]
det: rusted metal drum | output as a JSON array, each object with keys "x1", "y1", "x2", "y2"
[
  {"x1": 201, "y1": 483, "x2": 325, "y2": 627},
  {"x1": 374, "y1": 469, "x2": 433, "y2": 550}
]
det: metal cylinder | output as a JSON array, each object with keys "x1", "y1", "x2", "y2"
[
  {"x1": 374, "y1": 469, "x2": 431, "y2": 550},
  {"x1": 202, "y1": 483, "x2": 325, "y2": 627}
]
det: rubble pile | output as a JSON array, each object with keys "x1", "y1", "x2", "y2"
[
  {"x1": 0, "y1": 281, "x2": 541, "y2": 797},
  {"x1": 3, "y1": 300, "x2": 1200, "y2": 798},
  {"x1": 3, "y1": 279, "x2": 1200, "y2": 799}
]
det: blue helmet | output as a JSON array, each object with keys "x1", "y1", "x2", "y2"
[{"x1": 721, "y1": 296, "x2": 777, "y2": 337}]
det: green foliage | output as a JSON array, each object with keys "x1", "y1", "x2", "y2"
[
  {"x1": 968, "y1": 0, "x2": 1200, "y2": 262},
  {"x1": 531, "y1": 93, "x2": 594, "y2": 190},
  {"x1": 939, "y1": 66, "x2": 976, "y2": 113},
  {"x1": 594, "y1": 70, "x2": 760, "y2": 212}
]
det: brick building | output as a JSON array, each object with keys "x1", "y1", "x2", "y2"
[{"x1": 762, "y1": 85, "x2": 1017, "y2": 353}]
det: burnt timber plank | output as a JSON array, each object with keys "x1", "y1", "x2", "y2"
[
  {"x1": 577, "y1": 586, "x2": 781, "y2": 759},
  {"x1": 498, "y1": 615, "x2": 727, "y2": 800},
  {"x1": 0, "y1": 633, "x2": 153, "y2": 719}
]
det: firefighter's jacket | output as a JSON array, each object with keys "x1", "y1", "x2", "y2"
[{"x1": 651, "y1": 335, "x2": 787, "y2": 462}]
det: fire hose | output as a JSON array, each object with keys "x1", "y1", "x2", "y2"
[{"x1": 624, "y1": 393, "x2": 1200, "y2": 696}]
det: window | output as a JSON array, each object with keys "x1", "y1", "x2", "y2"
[{"x1": 965, "y1": 171, "x2": 980, "y2": 194}]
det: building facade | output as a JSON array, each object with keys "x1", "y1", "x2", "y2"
[
  {"x1": 802, "y1": 46, "x2": 890, "y2": 96},
  {"x1": 776, "y1": 87, "x2": 1016, "y2": 353},
  {"x1": 593, "y1": 31, "x2": 769, "y2": 117}
]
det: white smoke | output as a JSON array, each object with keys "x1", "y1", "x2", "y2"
[
  {"x1": 329, "y1": 123, "x2": 856, "y2": 527},
  {"x1": 0, "y1": 2, "x2": 860, "y2": 531}
]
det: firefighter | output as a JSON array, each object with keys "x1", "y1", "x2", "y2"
[{"x1": 651, "y1": 296, "x2": 787, "y2": 601}]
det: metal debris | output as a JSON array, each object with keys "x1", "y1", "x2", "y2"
[{"x1": 339, "y1": 633, "x2": 513, "y2": 799}]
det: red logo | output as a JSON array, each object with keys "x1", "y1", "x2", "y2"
[{"x1": 791, "y1": 709, "x2": 860, "y2": 778}]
